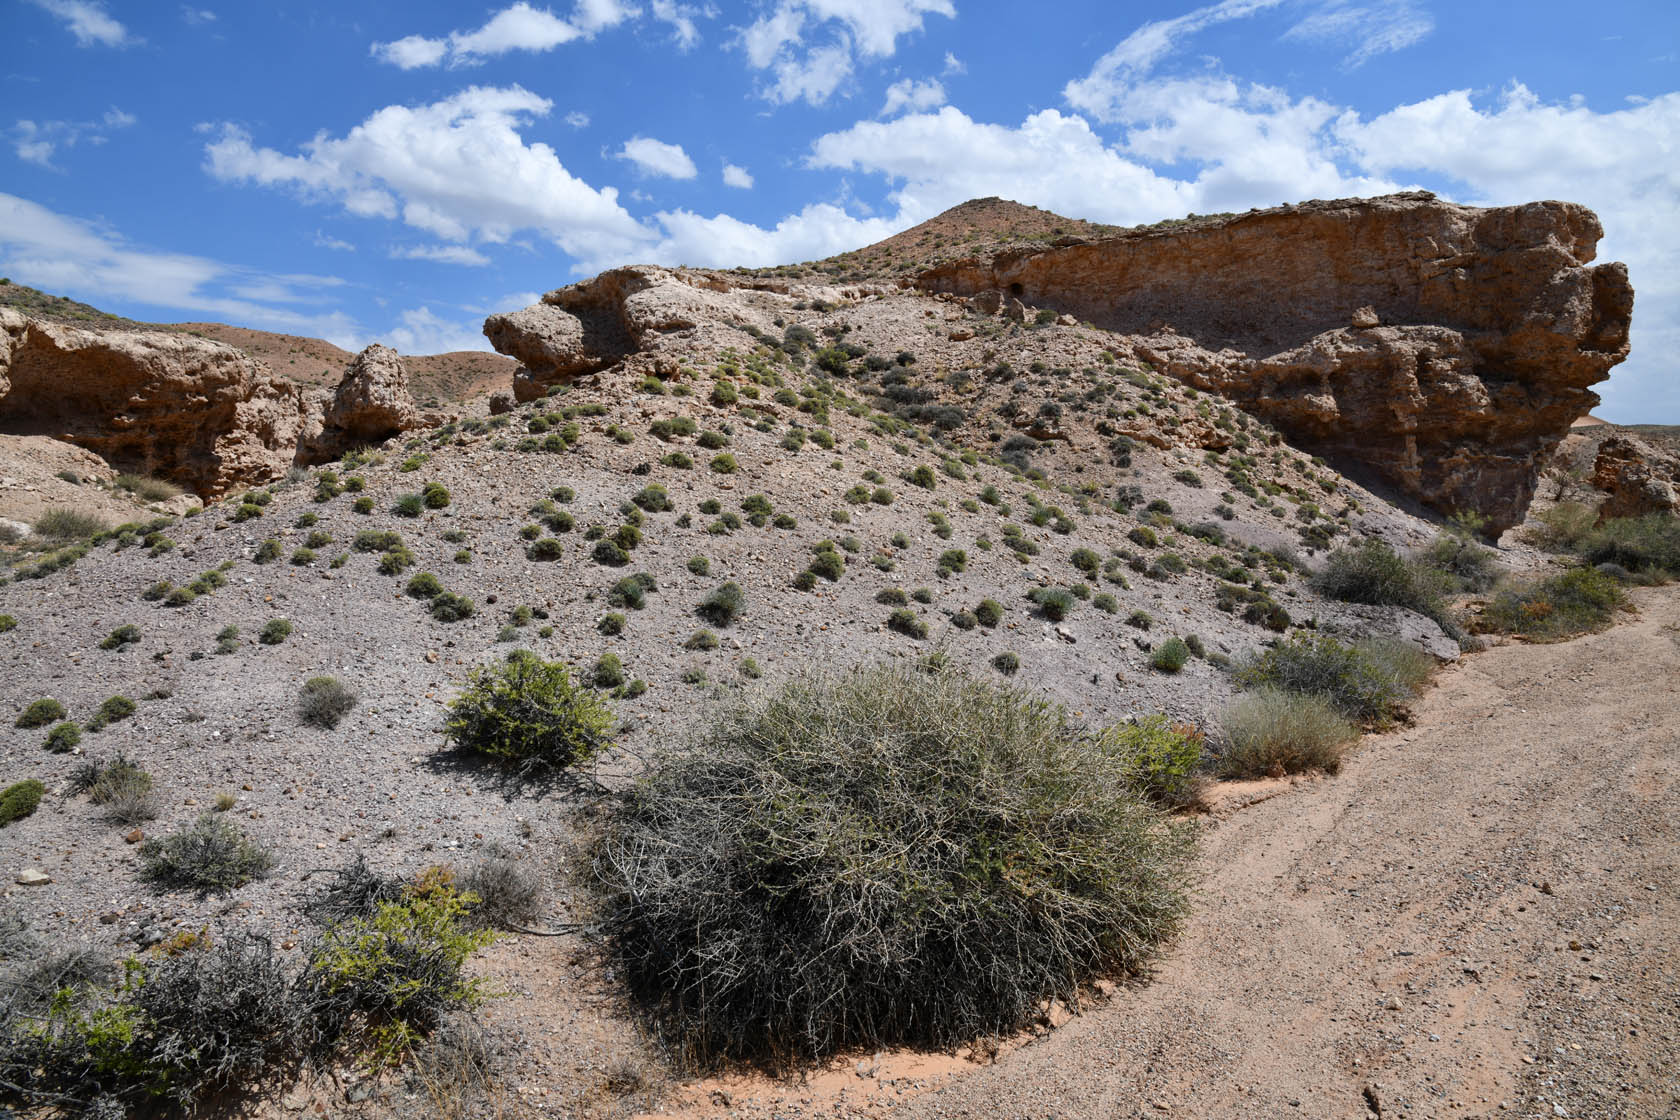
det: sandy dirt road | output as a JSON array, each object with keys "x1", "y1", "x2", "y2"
[{"x1": 876, "y1": 590, "x2": 1679, "y2": 1120}]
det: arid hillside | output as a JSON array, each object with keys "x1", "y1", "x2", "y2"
[{"x1": 0, "y1": 194, "x2": 1673, "y2": 1120}]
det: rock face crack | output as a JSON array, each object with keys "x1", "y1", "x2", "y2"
[{"x1": 914, "y1": 191, "x2": 1633, "y2": 533}]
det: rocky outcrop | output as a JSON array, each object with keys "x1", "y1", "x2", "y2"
[
  {"x1": 0, "y1": 309, "x2": 309, "y2": 498},
  {"x1": 484, "y1": 267, "x2": 777, "y2": 400},
  {"x1": 1591, "y1": 435, "x2": 1679, "y2": 521},
  {"x1": 296, "y1": 343, "x2": 424, "y2": 465},
  {"x1": 917, "y1": 192, "x2": 1633, "y2": 533}
]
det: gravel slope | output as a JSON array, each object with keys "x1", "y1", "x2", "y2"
[{"x1": 874, "y1": 587, "x2": 1678, "y2": 1120}]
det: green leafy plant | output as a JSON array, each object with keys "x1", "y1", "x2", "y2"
[
  {"x1": 44, "y1": 722, "x2": 81, "y2": 753},
  {"x1": 443, "y1": 651, "x2": 614, "y2": 772},
  {"x1": 0, "y1": 779, "x2": 44, "y2": 827},
  {"x1": 141, "y1": 813, "x2": 275, "y2": 893},
  {"x1": 299, "y1": 676, "x2": 358, "y2": 729},
  {"x1": 1150, "y1": 637, "x2": 1190, "y2": 673},
  {"x1": 259, "y1": 619, "x2": 292, "y2": 645},
  {"x1": 15, "y1": 698, "x2": 64, "y2": 729},
  {"x1": 1219, "y1": 690, "x2": 1357, "y2": 778}
]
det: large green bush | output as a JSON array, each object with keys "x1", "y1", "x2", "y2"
[
  {"x1": 1236, "y1": 633, "x2": 1423, "y2": 726},
  {"x1": 1479, "y1": 566, "x2": 1626, "y2": 640},
  {"x1": 1219, "y1": 689, "x2": 1357, "y2": 777},
  {"x1": 0, "y1": 780, "x2": 44, "y2": 827},
  {"x1": 1312, "y1": 539, "x2": 1458, "y2": 636},
  {"x1": 443, "y1": 651, "x2": 614, "y2": 771},
  {"x1": 1579, "y1": 514, "x2": 1680, "y2": 579},
  {"x1": 592, "y1": 664, "x2": 1194, "y2": 1066}
]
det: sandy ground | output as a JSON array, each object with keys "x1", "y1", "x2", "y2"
[{"x1": 635, "y1": 587, "x2": 1678, "y2": 1120}]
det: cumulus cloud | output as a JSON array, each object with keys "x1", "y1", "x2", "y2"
[
  {"x1": 649, "y1": 201, "x2": 903, "y2": 268},
  {"x1": 619, "y1": 136, "x2": 698, "y2": 179},
  {"x1": 0, "y1": 192, "x2": 358, "y2": 342},
  {"x1": 23, "y1": 0, "x2": 135, "y2": 48},
  {"x1": 370, "y1": 1, "x2": 636, "y2": 69},
  {"x1": 391, "y1": 244, "x2": 492, "y2": 266},
  {"x1": 880, "y1": 77, "x2": 945, "y2": 117},
  {"x1": 387, "y1": 306, "x2": 492, "y2": 354},
  {"x1": 722, "y1": 162, "x2": 754, "y2": 189},
  {"x1": 650, "y1": 0, "x2": 709, "y2": 48},
  {"x1": 741, "y1": 0, "x2": 955, "y2": 106},
  {"x1": 202, "y1": 85, "x2": 652, "y2": 264}
]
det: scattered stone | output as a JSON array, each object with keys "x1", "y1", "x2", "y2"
[{"x1": 15, "y1": 868, "x2": 50, "y2": 886}]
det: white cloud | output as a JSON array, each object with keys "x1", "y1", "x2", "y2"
[
  {"x1": 10, "y1": 108, "x2": 135, "y2": 169},
  {"x1": 649, "y1": 202, "x2": 902, "y2": 268},
  {"x1": 881, "y1": 77, "x2": 944, "y2": 116},
  {"x1": 564, "y1": 110, "x2": 591, "y2": 128},
  {"x1": 203, "y1": 85, "x2": 652, "y2": 264},
  {"x1": 392, "y1": 244, "x2": 492, "y2": 266},
  {"x1": 312, "y1": 231, "x2": 356, "y2": 252},
  {"x1": 0, "y1": 192, "x2": 359, "y2": 342},
  {"x1": 24, "y1": 0, "x2": 134, "y2": 48},
  {"x1": 181, "y1": 7, "x2": 216, "y2": 25},
  {"x1": 740, "y1": 0, "x2": 955, "y2": 106},
  {"x1": 722, "y1": 162, "x2": 754, "y2": 189},
  {"x1": 619, "y1": 136, "x2": 698, "y2": 179},
  {"x1": 941, "y1": 50, "x2": 963, "y2": 74},
  {"x1": 371, "y1": 1, "x2": 640, "y2": 69},
  {"x1": 1283, "y1": 0, "x2": 1433, "y2": 69},
  {"x1": 386, "y1": 307, "x2": 492, "y2": 355},
  {"x1": 650, "y1": 0, "x2": 708, "y2": 48}
]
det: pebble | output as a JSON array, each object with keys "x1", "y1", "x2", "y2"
[{"x1": 15, "y1": 868, "x2": 50, "y2": 886}]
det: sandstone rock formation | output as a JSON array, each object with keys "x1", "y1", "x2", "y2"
[
  {"x1": 296, "y1": 343, "x2": 424, "y2": 465},
  {"x1": 0, "y1": 308, "x2": 309, "y2": 498},
  {"x1": 484, "y1": 266, "x2": 785, "y2": 400},
  {"x1": 1591, "y1": 435, "x2": 1679, "y2": 521},
  {"x1": 917, "y1": 192, "x2": 1633, "y2": 533}
]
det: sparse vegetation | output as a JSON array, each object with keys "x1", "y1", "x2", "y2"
[
  {"x1": 15, "y1": 698, "x2": 64, "y2": 729},
  {"x1": 259, "y1": 618, "x2": 292, "y2": 645},
  {"x1": 299, "y1": 676, "x2": 358, "y2": 729},
  {"x1": 1478, "y1": 566, "x2": 1626, "y2": 640},
  {"x1": 444, "y1": 651, "x2": 614, "y2": 772},
  {"x1": 1219, "y1": 690, "x2": 1357, "y2": 777},
  {"x1": 141, "y1": 813, "x2": 275, "y2": 893},
  {"x1": 1236, "y1": 633, "x2": 1426, "y2": 726}
]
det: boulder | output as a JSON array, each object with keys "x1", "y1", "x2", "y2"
[
  {"x1": 1591, "y1": 435, "x2": 1680, "y2": 521},
  {"x1": 916, "y1": 192, "x2": 1633, "y2": 534},
  {"x1": 0, "y1": 308, "x2": 309, "y2": 498},
  {"x1": 295, "y1": 344, "x2": 423, "y2": 465}
]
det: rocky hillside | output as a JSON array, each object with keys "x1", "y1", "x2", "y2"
[{"x1": 0, "y1": 192, "x2": 1656, "y2": 1117}]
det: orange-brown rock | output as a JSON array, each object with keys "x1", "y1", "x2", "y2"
[
  {"x1": 296, "y1": 343, "x2": 424, "y2": 465},
  {"x1": 1590, "y1": 435, "x2": 1679, "y2": 521},
  {"x1": 916, "y1": 192, "x2": 1633, "y2": 533},
  {"x1": 0, "y1": 308, "x2": 309, "y2": 498}
]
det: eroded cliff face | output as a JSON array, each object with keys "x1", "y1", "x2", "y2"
[
  {"x1": 917, "y1": 192, "x2": 1633, "y2": 533},
  {"x1": 0, "y1": 314, "x2": 429, "y2": 497},
  {"x1": 0, "y1": 309, "x2": 309, "y2": 498}
]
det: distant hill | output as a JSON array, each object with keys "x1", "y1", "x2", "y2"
[{"x1": 0, "y1": 280, "x2": 514, "y2": 404}]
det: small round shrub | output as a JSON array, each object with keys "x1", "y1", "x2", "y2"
[
  {"x1": 430, "y1": 592, "x2": 475, "y2": 622},
  {"x1": 258, "y1": 619, "x2": 292, "y2": 645},
  {"x1": 406, "y1": 572, "x2": 444, "y2": 599},
  {"x1": 974, "y1": 598, "x2": 1003, "y2": 627},
  {"x1": 45, "y1": 722, "x2": 81, "y2": 753},
  {"x1": 1150, "y1": 637, "x2": 1190, "y2": 673},
  {"x1": 599, "y1": 612, "x2": 627, "y2": 636},
  {"x1": 1070, "y1": 548, "x2": 1101, "y2": 575},
  {"x1": 1219, "y1": 689, "x2": 1357, "y2": 777},
  {"x1": 1479, "y1": 566, "x2": 1626, "y2": 640},
  {"x1": 1029, "y1": 587, "x2": 1077, "y2": 621},
  {"x1": 16, "y1": 698, "x2": 64, "y2": 729},
  {"x1": 0, "y1": 779, "x2": 45, "y2": 827},
  {"x1": 709, "y1": 453, "x2": 738, "y2": 474},
  {"x1": 1236, "y1": 633, "x2": 1416, "y2": 725},
  {"x1": 593, "y1": 665, "x2": 1193, "y2": 1065},
  {"x1": 423, "y1": 482, "x2": 451, "y2": 509},
  {"x1": 876, "y1": 587, "x2": 908, "y2": 606},
  {"x1": 444, "y1": 651, "x2": 614, "y2": 771},
  {"x1": 1098, "y1": 715, "x2": 1203, "y2": 807},
  {"x1": 886, "y1": 608, "x2": 927, "y2": 639},
  {"x1": 88, "y1": 695, "x2": 136, "y2": 731},
  {"x1": 697, "y1": 581, "x2": 745, "y2": 626},
  {"x1": 687, "y1": 555, "x2": 709, "y2": 575},
  {"x1": 166, "y1": 585, "x2": 199, "y2": 606},
  {"x1": 352, "y1": 496, "x2": 375, "y2": 514},
  {"x1": 951, "y1": 609, "x2": 978, "y2": 630},
  {"x1": 299, "y1": 676, "x2": 359, "y2": 729},
  {"x1": 0, "y1": 614, "x2": 16, "y2": 633},
  {"x1": 593, "y1": 652, "x2": 627, "y2": 689},
  {"x1": 141, "y1": 813, "x2": 275, "y2": 893},
  {"x1": 593, "y1": 539, "x2": 630, "y2": 566},
  {"x1": 100, "y1": 624, "x2": 142, "y2": 651},
  {"x1": 393, "y1": 493, "x2": 425, "y2": 518},
  {"x1": 528, "y1": 538, "x2": 564, "y2": 562},
  {"x1": 684, "y1": 629, "x2": 719, "y2": 651},
  {"x1": 809, "y1": 549, "x2": 845, "y2": 582}
]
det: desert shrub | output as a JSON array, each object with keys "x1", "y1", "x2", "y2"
[
  {"x1": 1479, "y1": 566, "x2": 1626, "y2": 640},
  {"x1": 938, "y1": 548, "x2": 967, "y2": 573},
  {"x1": 1313, "y1": 539, "x2": 1453, "y2": 632},
  {"x1": 951, "y1": 609, "x2": 978, "y2": 629},
  {"x1": 254, "y1": 537, "x2": 283, "y2": 564},
  {"x1": 886, "y1": 608, "x2": 927, "y2": 638},
  {"x1": 697, "y1": 581, "x2": 744, "y2": 626},
  {"x1": 633, "y1": 484, "x2": 673, "y2": 513},
  {"x1": 687, "y1": 555, "x2": 709, "y2": 576},
  {"x1": 289, "y1": 547, "x2": 316, "y2": 566},
  {"x1": 1529, "y1": 501, "x2": 1597, "y2": 551},
  {"x1": 32, "y1": 508, "x2": 107, "y2": 543},
  {"x1": 974, "y1": 598, "x2": 1003, "y2": 627},
  {"x1": 83, "y1": 754, "x2": 158, "y2": 824},
  {"x1": 991, "y1": 651, "x2": 1020, "y2": 675},
  {"x1": 352, "y1": 496, "x2": 374, "y2": 514},
  {"x1": 709, "y1": 453, "x2": 738, "y2": 474},
  {"x1": 683, "y1": 629, "x2": 719, "y2": 651},
  {"x1": 1092, "y1": 592, "x2": 1119, "y2": 613},
  {"x1": 377, "y1": 547, "x2": 415, "y2": 574},
  {"x1": 444, "y1": 651, "x2": 614, "y2": 772},
  {"x1": 407, "y1": 572, "x2": 444, "y2": 599},
  {"x1": 808, "y1": 548, "x2": 845, "y2": 582},
  {"x1": 44, "y1": 722, "x2": 81, "y2": 753},
  {"x1": 87, "y1": 695, "x2": 136, "y2": 731},
  {"x1": 299, "y1": 676, "x2": 358, "y2": 729},
  {"x1": 15, "y1": 698, "x2": 64, "y2": 729},
  {"x1": 876, "y1": 588, "x2": 909, "y2": 606},
  {"x1": 423, "y1": 482, "x2": 451, "y2": 509},
  {"x1": 0, "y1": 615, "x2": 15, "y2": 633},
  {"x1": 1236, "y1": 633, "x2": 1418, "y2": 725},
  {"x1": 1028, "y1": 586, "x2": 1076, "y2": 621},
  {"x1": 1150, "y1": 637, "x2": 1190, "y2": 673},
  {"x1": 593, "y1": 652, "x2": 627, "y2": 688},
  {"x1": 592, "y1": 665, "x2": 1194, "y2": 1066},
  {"x1": 1219, "y1": 689, "x2": 1357, "y2": 777},
  {"x1": 1070, "y1": 547, "x2": 1101, "y2": 575},
  {"x1": 355, "y1": 529, "x2": 404, "y2": 552},
  {"x1": 301, "y1": 875, "x2": 496, "y2": 1066},
  {"x1": 593, "y1": 539, "x2": 630, "y2": 566},
  {"x1": 1579, "y1": 514, "x2": 1680, "y2": 578},
  {"x1": 460, "y1": 851, "x2": 545, "y2": 930},
  {"x1": 1416, "y1": 531, "x2": 1500, "y2": 592},
  {"x1": 141, "y1": 813, "x2": 275, "y2": 893},
  {"x1": 100, "y1": 623, "x2": 141, "y2": 650},
  {"x1": 909, "y1": 465, "x2": 937, "y2": 489},
  {"x1": 1128, "y1": 526, "x2": 1157, "y2": 548},
  {"x1": 1099, "y1": 716, "x2": 1203, "y2": 807},
  {"x1": 115, "y1": 473, "x2": 184, "y2": 502},
  {"x1": 429, "y1": 592, "x2": 474, "y2": 622},
  {"x1": 259, "y1": 618, "x2": 292, "y2": 645},
  {"x1": 0, "y1": 780, "x2": 44, "y2": 827},
  {"x1": 598, "y1": 612, "x2": 627, "y2": 636},
  {"x1": 527, "y1": 537, "x2": 564, "y2": 561}
]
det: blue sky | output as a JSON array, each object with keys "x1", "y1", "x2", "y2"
[{"x1": 4, "y1": 0, "x2": 1676, "y2": 420}]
